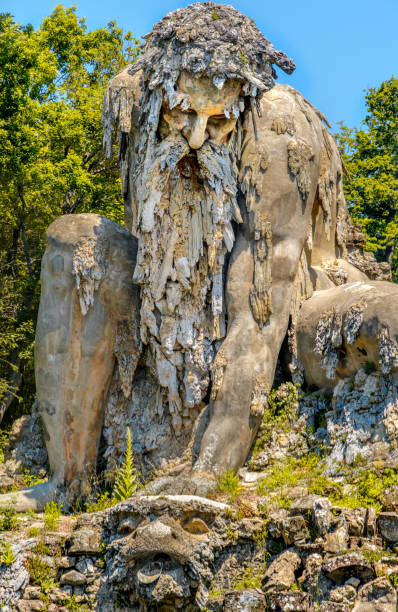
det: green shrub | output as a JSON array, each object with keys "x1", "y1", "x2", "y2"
[
  {"x1": 0, "y1": 503, "x2": 19, "y2": 531},
  {"x1": 233, "y1": 567, "x2": 263, "y2": 590},
  {"x1": 62, "y1": 594, "x2": 92, "y2": 611},
  {"x1": 0, "y1": 430, "x2": 10, "y2": 464},
  {"x1": 43, "y1": 501, "x2": 63, "y2": 531},
  {"x1": 216, "y1": 469, "x2": 243, "y2": 502},
  {"x1": 112, "y1": 428, "x2": 140, "y2": 502},
  {"x1": 21, "y1": 469, "x2": 45, "y2": 488},
  {"x1": 27, "y1": 526, "x2": 40, "y2": 538},
  {"x1": 1, "y1": 541, "x2": 16, "y2": 566},
  {"x1": 86, "y1": 491, "x2": 115, "y2": 513},
  {"x1": 27, "y1": 553, "x2": 56, "y2": 591}
]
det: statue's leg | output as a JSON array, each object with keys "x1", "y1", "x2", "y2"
[
  {"x1": 0, "y1": 214, "x2": 139, "y2": 510},
  {"x1": 296, "y1": 280, "x2": 398, "y2": 388},
  {"x1": 194, "y1": 229, "x2": 311, "y2": 475}
]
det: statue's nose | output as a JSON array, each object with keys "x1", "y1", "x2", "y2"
[{"x1": 188, "y1": 113, "x2": 208, "y2": 149}]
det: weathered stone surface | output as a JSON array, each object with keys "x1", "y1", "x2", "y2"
[
  {"x1": 224, "y1": 589, "x2": 267, "y2": 611},
  {"x1": 330, "y1": 584, "x2": 357, "y2": 604},
  {"x1": 313, "y1": 497, "x2": 332, "y2": 536},
  {"x1": 290, "y1": 495, "x2": 324, "y2": 515},
  {"x1": 268, "y1": 590, "x2": 310, "y2": 611},
  {"x1": 381, "y1": 486, "x2": 398, "y2": 511},
  {"x1": 322, "y1": 553, "x2": 374, "y2": 585},
  {"x1": 263, "y1": 550, "x2": 301, "y2": 592},
  {"x1": 324, "y1": 524, "x2": 349, "y2": 554},
  {"x1": 320, "y1": 603, "x2": 353, "y2": 612},
  {"x1": 278, "y1": 515, "x2": 310, "y2": 545},
  {"x1": 0, "y1": 550, "x2": 29, "y2": 606},
  {"x1": 68, "y1": 528, "x2": 102, "y2": 555},
  {"x1": 342, "y1": 508, "x2": 367, "y2": 537},
  {"x1": 17, "y1": 601, "x2": 45, "y2": 612},
  {"x1": 353, "y1": 577, "x2": 397, "y2": 612},
  {"x1": 378, "y1": 512, "x2": 398, "y2": 542},
  {"x1": 59, "y1": 570, "x2": 87, "y2": 586}
]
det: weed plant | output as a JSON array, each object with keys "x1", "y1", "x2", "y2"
[
  {"x1": 1, "y1": 541, "x2": 16, "y2": 565},
  {"x1": 0, "y1": 503, "x2": 19, "y2": 531},
  {"x1": 43, "y1": 501, "x2": 63, "y2": 531},
  {"x1": 113, "y1": 428, "x2": 140, "y2": 502},
  {"x1": 216, "y1": 469, "x2": 243, "y2": 502}
]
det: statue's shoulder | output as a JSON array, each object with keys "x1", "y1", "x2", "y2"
[
  {"x1": 260, "y1": 83, "x2": 332, "y2": 130},
  {"x1": 107, "y1": 65, "x2": 142, "y2": 98}
]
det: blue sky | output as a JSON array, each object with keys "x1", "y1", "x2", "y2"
[{"x1": 3, "y1": 0, "x2": 397, "y2": 132}]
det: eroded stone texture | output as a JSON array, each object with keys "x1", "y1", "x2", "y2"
[{"x1": 0, "y1": 546, "x2": 29, "y2": 606}]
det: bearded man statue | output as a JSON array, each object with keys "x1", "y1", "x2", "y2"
[{"x1": 5, "y1": 2, "x2": 398, "y2": 510}]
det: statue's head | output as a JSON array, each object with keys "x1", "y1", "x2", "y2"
[{"x1": 130, "y1": 1, "x2": 295, "y2": 151}]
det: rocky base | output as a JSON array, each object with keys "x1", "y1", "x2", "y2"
[
  {"x1": 4, "y1": 372, "x2": 398, "y2": 609},
  {"x1": 2, "y1": 491, "x2": 398, "y2": 611}
]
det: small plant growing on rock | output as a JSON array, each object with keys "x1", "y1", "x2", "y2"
[
  {"x1": 1, "y1": 541, "x2": 16, "y2": 566},
  {"x1": 217, "y1": 469, "x2": 243, "y2": 502},
  {"x1": 27, "y1": 526, "x2": 39, "y2": 538},
  {"x1": 233, "y1": 566, "x2": 262, "y2": 590},
  {"x1": 27, "y1": 553, "x2": 57, "y2": 591},
  {"x1": 251, "y1": 382, "x2": 299, "y2": 462},
  {"x1": 21, "y1": 468, "x2": 45, "y2": 488},
  {"x1": 0, "y1": 430, "x2": 10, "y2": 464},
  {"x1": 253, "y1": 523, "x2": 269, "y2": 550},
  {"x1": 226, "y1": 524, "x2": 237, "y2": 540},
  {"x1": 0, "y1": 502, "x2": 19, "y2": 531},
  {"x1": 43, "y1": 501, "x2": 63, "y2": 531},
  {"x1": 86, "y1": 491, "x2": 114, "y2": 513},
  {"x1": 113, "y1": 428, "x2": 139, "y2": 502},
  {"x1": 62, "y1": 594, "x2": 92, "y2": 611}
]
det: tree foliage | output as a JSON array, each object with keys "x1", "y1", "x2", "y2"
[
  {"x1": 336, "y1": 78, "x2": 398, "y2": 277},
  {"x1": 0, "y1": 6, "x2": 140, "y2": 420}
]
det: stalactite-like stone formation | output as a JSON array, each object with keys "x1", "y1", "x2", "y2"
[
  {"x1": 343, "y1": 300, "x2": 366, "y2": 345},
  {"x1": 250, "y1": 373, "x2": 270, "y2": 417},
  {"x1": 314, "y1": 301, "x2": 367, "y2": 379},
  {"x1": 250, "y1": 211, "x2": 273, "y2": 327},
  {"x1": 72, "y1": 236, "x2": 108, "y2": 316},
  {"x1": 113, "y1": 320, "x2": 142, "y2": 399},
  {"x1": 314, "y1": 309, "x2": 342, "y2": 380},
  {"x1": 378, "y1": 326, "x2": 398, "y2": 375},
  {"x1": 287, "y1": 138, "x2": 314, "y2": 202}
]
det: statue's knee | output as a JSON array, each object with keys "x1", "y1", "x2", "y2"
[{"x1": 44, "y1": 213, "x2": 138, "y2": 319}]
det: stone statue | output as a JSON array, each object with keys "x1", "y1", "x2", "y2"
[{"x1": 4, "y1": 2, "x2": 398, "y2": 510}]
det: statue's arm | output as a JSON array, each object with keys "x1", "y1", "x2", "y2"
[{"x1": 195, "y1": 85, "x2": 323, "y2": 474}]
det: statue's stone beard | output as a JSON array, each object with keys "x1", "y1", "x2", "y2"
[{"x1": 132, "y1": 132, "x2": 242, "y2": 431}]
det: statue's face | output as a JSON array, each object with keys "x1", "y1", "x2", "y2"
[{"x1": 160, "y1": 73, "x2": 242, "y2": 149}]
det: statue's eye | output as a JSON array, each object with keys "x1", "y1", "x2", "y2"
[
  {"x1": 182, "y1": 517, "x2": 210, "y2": 535},
  {"x1": 118, "y1": 518, "x2": 137, "y2": 534},
  {"x1": 209, "y1": 114, "x2": 227, "y2": 122}
]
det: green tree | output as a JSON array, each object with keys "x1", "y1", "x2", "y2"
[
  {"x1": 0, "y1": 6, "x2": 140, "y2": 421},
  {"x1": 336, "y1": 78, "x2": 398, "y2": 278}
]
